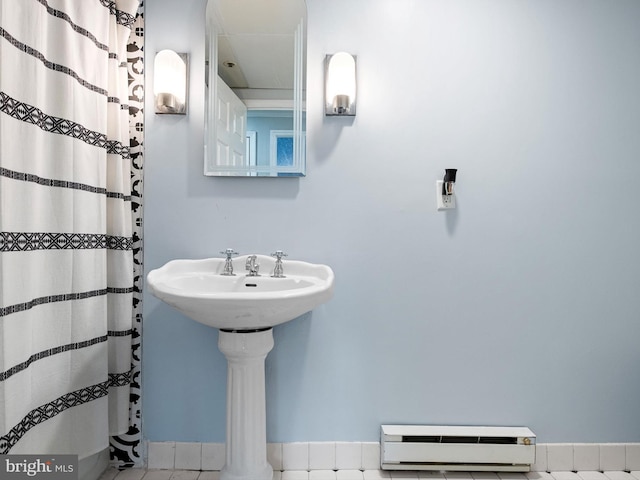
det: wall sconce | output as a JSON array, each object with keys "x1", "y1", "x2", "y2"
[
  {"x1": 154, "y1": 49, "x2": 188, "y2": 114},
  {"x1": 325, "y1": 52, "x2": 357, "y2": 116},
  {"x1": 437, "y1": 169, "x2": 458, "y2": 210}
]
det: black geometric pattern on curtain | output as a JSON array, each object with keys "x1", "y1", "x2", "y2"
[
  {"x1": 1, "y1": 383, "x2": 111, "y2": 454},
  {"x1": 109, "y1": 1, "x2": 145, "y2": 468}
]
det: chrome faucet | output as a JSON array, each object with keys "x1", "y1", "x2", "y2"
[
  {"x1": 271, "y1": 250, "x2": 287, "y2": 278},
  {"x1": 220, "y1": 249, "x2": 238, "y2": 276},
  {"x1": 245, "y1": 255, "x2": 260, "y2": 276}
]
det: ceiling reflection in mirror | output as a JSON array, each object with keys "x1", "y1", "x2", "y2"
[{"x1": 205, "y1": 0, "x2": 306, "y2": 177}]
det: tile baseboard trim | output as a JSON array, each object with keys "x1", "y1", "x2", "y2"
[{"x1": 147, "y1": 442, "x2": 640, "y2": 473}]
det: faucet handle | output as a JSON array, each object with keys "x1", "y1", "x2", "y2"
[
  {"x1": 271, "y1": 250, "x2": 288, "y2": 261},
  {"x1": 220, "y1": 249, "x2": 238, "y2": 276},
  {"x1": 270, "y1": 251, "x2": 287, "y2": 278},
  {"x1": 220, "y1": 248, "x2": 238, "y2": 259}
]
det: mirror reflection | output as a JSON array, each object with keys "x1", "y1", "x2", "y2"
[{"x1": 205, "y1": 0, "x2": 306, "y2": 177}]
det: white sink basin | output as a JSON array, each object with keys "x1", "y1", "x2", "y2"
[{"x1": 147, "y1": 254, "x2": 334, "y2": 330}]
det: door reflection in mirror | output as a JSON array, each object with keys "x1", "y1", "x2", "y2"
[{"x1": 205, "y1": 0, "x2": 306, "y2": 177}]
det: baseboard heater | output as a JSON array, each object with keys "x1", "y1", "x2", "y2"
[{"x1": 381, "y1": 425, "x2": 536, "y2": 472}]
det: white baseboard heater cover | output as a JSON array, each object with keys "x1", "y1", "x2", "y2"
[{"x1": 381, "y1": 425, "x2": 536, "y2": 472}]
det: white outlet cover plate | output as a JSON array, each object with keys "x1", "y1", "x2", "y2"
[{"x1": 436, "y1": 180, "x2": 456, "y2": 210}]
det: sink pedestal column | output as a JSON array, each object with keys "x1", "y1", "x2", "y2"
[{"x1": 218, "y1": 328, "x2": 275, "y2": 480}]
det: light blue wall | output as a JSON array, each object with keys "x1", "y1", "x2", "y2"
[
  {"x1": 143, "y1": 0, "x2": 640, "y2": 443},
  {"x1": 246, "y1": 112, "x2": 293, "y2": 166}
]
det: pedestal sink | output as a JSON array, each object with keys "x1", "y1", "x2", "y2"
[{"x1": 147, "y1": 254, "x2": 334, "y2": 480}]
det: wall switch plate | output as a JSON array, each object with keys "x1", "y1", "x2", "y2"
[{"x1": 436, "y1": 180, "x2": 456, "y2": 210}]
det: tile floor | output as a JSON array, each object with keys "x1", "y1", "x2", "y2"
[
  {"x1": 145, "y1": 442, "x2": 640, "y2": 473},
  {"x1": 100, "y1": 470, "x2": 640, "y2": 480}
]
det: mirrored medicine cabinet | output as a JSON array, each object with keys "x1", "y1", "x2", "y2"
[{"x1": 204, "y1": 0, "x2": 307, "y2": 177}]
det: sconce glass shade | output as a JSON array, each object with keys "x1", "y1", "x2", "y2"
[
  {"x1": 325, "y1": 52, "x2": 356, "y2": 116},
  {"x1": 154, "y1": 49, "x2": 188, "y2": 114}
]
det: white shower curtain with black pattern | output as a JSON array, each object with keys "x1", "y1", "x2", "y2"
[{"x1": 0, "y1": 0, "x2": 139, "y2": 457}]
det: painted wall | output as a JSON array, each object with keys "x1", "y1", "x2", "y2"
[
  {"x1": 143, "y1": 0, "x2": 640, "y2": 443},
  {"x1": 246, "y1": 112, "x2": 293, "y2": 167}
]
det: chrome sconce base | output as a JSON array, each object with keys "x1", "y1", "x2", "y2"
[
  {"x1": 331, "y1": 94, "x2": 353, "y2": 115},
  {"x1": 155, "y1": 92, "x2": 186, "y2": 114}
]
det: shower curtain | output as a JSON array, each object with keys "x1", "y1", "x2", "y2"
[{"x1": 1, "y1": 0, "x2": 140, "y2": 459}]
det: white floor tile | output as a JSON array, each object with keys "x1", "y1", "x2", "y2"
[
  {"x1": 309, "y1": 470, "x2": 338, "y2": 480},
  {"x1": 99, "y1": 468, "x2": 121, "y2": 480},
  {"x1": 115, "y1": 469, "x2": 147, "y2": 480},
  {"x1": 577, "y1": 472, "x2": 607, "y2": 480},
  {"x1": 141, "y1": 471, "x2": 173, "y2": 480},
  {"x1": 337, "y1": 470, "x2": 365, "y2": 480},
  {"x1": 170, "y1": 471, "x2": 200, "y2": 480},
  {"x1": 116, "y1": 470, "x2": 637, "y2": 480},
  {"x1": 603, "y1": 473, "x2": 636, "y2": 480},
  {"x1": 196, "y1": 472, "x2": 221, "y2": 480},
  {"x1": 550, "y1": 473, "x2": 581, "y2": 480},
  {"x1": 444, "y1": 473, "x2": 473, "y2": 480},
  {"x1": 363, "y1": 471, "x2": 391, "y2": 480},
  {"x1": 418, "y1": 472, "x2": 445, "y2": 479},
  {"x1": 526, "y1": 473, "x2": 555, "y2": 480},
  {"x1": 471, "y1": 473, "x2": 499, "y2": 480},
  {"x1": 498, "y1": 474, "x2": 528, "y2": 480},
  {"x1": 282, "y1": 471, "x2": 310, "y2": 480},
  {"x1": 389, "y1": 472, "x2": 420, "y2": 480}
]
